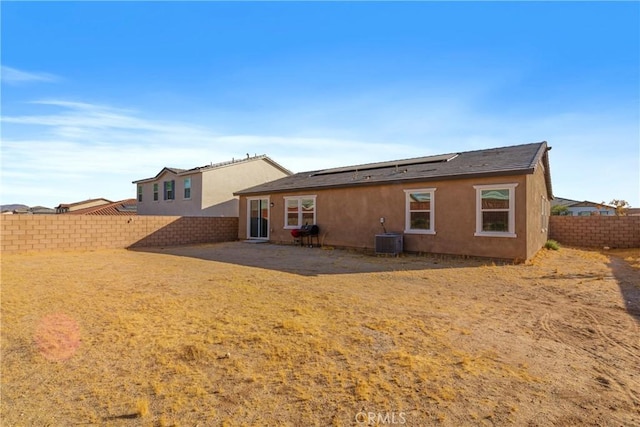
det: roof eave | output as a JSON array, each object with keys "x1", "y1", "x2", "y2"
[
  {"x1": 263, "y1": 156, "x2": 294, "y2": 176},
  {"x1": 534, "y1": 143, "x2": 554, "y2": 200},
  {"x1": 132, "y1": 167, "x2": 186, "y2": 184}
]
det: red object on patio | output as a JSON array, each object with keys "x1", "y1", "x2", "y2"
[{"x1": 291, "y1": 225, "x2": 319, "y2": 247}]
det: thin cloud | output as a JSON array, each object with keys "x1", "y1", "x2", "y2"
[
  {"x1": 1, "y1": 100, "x2": 418, "y2": 206},
  {"x1": 1, "y1": 98, "x2": 637, "y2": 208},
  {"x1": 1, "y1": 66, "x2": 60, "y2": 85}
]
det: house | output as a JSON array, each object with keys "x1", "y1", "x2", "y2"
[
  {"x1": 133, "y1": 155, "x2": 292, "y2": 217},
  {"x1": 56, "y1": 198, "x2": 112, "y2": 214},
  {"x1": 29, "y1": 206, "x2": 56, "y2": 214},
  {"x1": 235, "y1": 141, "x2": 553, "y2": 261},
  {"x1": 551, "y1": 197, "x2": 616, "y2": 216},
  {"x1": 60, "y1": 198, "x2": 137, "y2": 215},
  {"x1": 1, "y1": 205, "x2": 56, "y2": 215}
]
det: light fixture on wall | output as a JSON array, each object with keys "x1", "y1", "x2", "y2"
[{"x1": 270, "y1": 202, "x2": 275, "y2": 207}]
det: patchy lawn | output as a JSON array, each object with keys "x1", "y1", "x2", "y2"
[{"x1": 1, "y1": 243, "x2": 638, "y2": 426}]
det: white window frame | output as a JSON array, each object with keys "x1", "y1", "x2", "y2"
[
  {"x1": 247, "y1": 196, "x2": 270, "y2": 240},
  {"x1": 404, "y1": 188, "x2": 436, "y2": 235},
  {"x1": 153, "y1": 183, "x2": 159, "y2": 202},
  {"x1": 283, "y1": 195, "x2": 317, "y2": 229},
  {"x1": 474, "y1": 183, "x2": 518, "y2": 238},
  {"x1": 137, "y1": 185, "x2": 143, "y2": 203}
]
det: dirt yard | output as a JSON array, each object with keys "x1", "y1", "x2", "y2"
[{"x1": 1, "y1": 243, "x2": 638, "y2": 426}]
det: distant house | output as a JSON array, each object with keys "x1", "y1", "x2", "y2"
[
  {"x1": 551, "y1": 197, "x2": 616, "y2": 216},
  {"x1": 235, "y1": 142, "x2": 553, "y2": 261},
  {"x1": 56, "y1": 198, "x2": 112, "y2": 214},
  {"x1": 1, "y1": 205, "x2": 55, "y2": 215},
  {"x1": 133, "y1": 155, "x2": 292, "y2": 217},
  {"x1": 61, "y1": 199, "x2": 137, "y2": 215},
  {"x1": 29, "y1": 206, "x2": 56, "y2": 215}
]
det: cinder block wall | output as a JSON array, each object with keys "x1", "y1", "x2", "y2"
[
  {"x1": 549, "y1": 216, "x2": 640, "y2": 248},
  {"x1": 0, "y1": 215, "x2": 239, "y2": 254}
]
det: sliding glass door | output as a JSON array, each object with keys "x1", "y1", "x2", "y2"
[{"x1": 248, "y1": 198, "x2": 269, "y2": 239}]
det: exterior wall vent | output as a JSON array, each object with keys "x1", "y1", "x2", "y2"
[{"x1": 375, "y1": 233, "x2": 403, "y2": 256}]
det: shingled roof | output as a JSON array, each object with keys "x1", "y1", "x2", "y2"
[
  {"x1": 133, "y1": 155, "x2": 291, "y2": 184},
  {"x1": 235, "y1": 141, "x2": 553, "y2": 197}
]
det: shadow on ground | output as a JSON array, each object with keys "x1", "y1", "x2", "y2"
[
  {"x1": 606, "y1": 255, "x2": 640, "y2": 324},
  {"x1": 130, "y1": 241, "x2": 495, "y2": 277}
]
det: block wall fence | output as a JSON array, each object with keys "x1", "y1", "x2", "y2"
[
  {"x1": 548, "y1": 216, "x2": 640, "y2": 249},
  {"x1": 0, "y1": 215, "x2": 239, "y2": 254},
  {"x1": 1, "y1": 215, "x2": 637, "y2": 254}
]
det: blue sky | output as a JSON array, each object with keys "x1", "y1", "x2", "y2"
[{"x1": 1, "y1": 2, "x2": 638, "y2": 208}]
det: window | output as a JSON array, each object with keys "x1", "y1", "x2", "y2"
[
  {"x1": 541, "y1": 196, "x2": 550, "y2": 232},
  {"x1": 137, "y1": 185, "x2": 143, "y2": 202},
  {"x1": 284, "y1": 196, "x2": 316, "y2": 228},
  {"x1": 153, "y1": 183, "x2": 159, "y2": 201},
  {"x1": 404, "y1": 188, "x2": 436, "y2": 234},
  {"x1": 164, "y1": 180, "x2": 175, "y2": 200},
  {"x1": 184, "y1": 177, "x2": 191, "y2": 199},
  {"x1": 474, "y1": 184, "x2": 517, "y2": 237}
]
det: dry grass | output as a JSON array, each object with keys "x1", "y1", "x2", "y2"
[
  {"x1": 1, "y1": 243, "x2": 639, "y2": 425},
  {"x1": 605, "y1": 248, "x2": 640, "y2": 269}
]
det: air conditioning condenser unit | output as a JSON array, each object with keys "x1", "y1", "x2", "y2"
[{"x1": 375, "y1": 233, "x2": 403, "y2": 256}]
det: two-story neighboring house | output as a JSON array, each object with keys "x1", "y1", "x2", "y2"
[{"x1": 133, "y1": 155, "x2": 291, "y2": 217}]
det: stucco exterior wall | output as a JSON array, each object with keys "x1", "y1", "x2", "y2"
[
  {"x1": 201, "y1": 160, "x2": 290, "y2": 217},
  {"x1": 136, "y1": 170, "x2": 205, "y2": 216},
  {"x1": 136, "y1": 159, "x2": 289, "y2": 217},
  {"x1": 525, "y1": 163, "x2": 551, "y2": 260},
  {"x1": 239, "y1": 173, "x2": 544, "y2": 260}
]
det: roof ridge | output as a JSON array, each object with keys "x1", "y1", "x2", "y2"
[
  {"x1": 527, "y1": 141, "x2": 549, "y2": 169},
  {"x1": 190, "y1": 154, "x2": 268, "y2": 172},
  {"x1": 133, "y1": 154, "x2": 293, "y2": 184},
  {"x1": 309, "y1": 141, "x2": 547, "y2": 177}
]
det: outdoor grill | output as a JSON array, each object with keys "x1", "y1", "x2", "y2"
[{"x1": 291, "y1": 224, "x2": 320, "y2": 247}]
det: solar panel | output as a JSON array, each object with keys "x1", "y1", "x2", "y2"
[{"x1": 311, "y1": 153, "x2": 458, "y2": 176}]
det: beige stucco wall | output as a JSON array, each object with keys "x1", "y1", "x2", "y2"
[
  {"x1": 137, "y1": 159, "x2": 289, "y2": 217},
  {"x1": 136, "y1": 170, "x2": 203, "y2": 216},
  {"x1": 239, "y1": 172, "x2": 550, "y2": 260},
  {"x1": 525, "y1": 162, "x2": 551, "y2": 260},
  {"x1": 200, "y1": 160, "x2": 290, "y2": 217}
]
